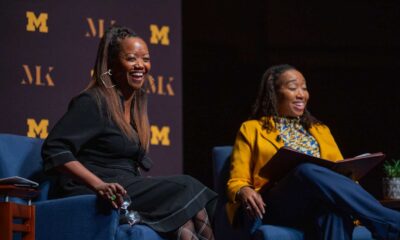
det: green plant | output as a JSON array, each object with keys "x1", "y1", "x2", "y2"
[{"x1": 383, "y1": 159, "x2": 400, "y2": 178}]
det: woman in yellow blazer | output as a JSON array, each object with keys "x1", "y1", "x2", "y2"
[{"x1": 227, "y1": 64, "x2": 400, "y2": 240}]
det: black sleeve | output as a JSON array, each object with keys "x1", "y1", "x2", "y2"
[{"x1": 41, "y1": 92, "x2": 105, "y2": 173}]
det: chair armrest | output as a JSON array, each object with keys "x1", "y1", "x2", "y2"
[
  {"x1": 212, "y1": 146, "x2": 232, "y2": 196},
  {"x1": 35, "y1": 194, "x2": 119, "y2": 240}
]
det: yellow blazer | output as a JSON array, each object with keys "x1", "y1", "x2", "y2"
[{"x1": 226, "y1": 118, "x2": 343, "y2": 224}]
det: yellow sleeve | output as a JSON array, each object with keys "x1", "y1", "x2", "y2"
[
  {"x1": 313, "y1": 124, "x2": 344, "y2": 161},
  {"x1": 227, "y1": 123, "x2": 254, "y2": 203}
]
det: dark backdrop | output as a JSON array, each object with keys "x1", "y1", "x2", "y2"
[
  {"x1": 182, "y1": 0, "x2": 400, "y2": 198},
  {"x1": 0, "y1": 0, "x2": 182, "y2": 176}
]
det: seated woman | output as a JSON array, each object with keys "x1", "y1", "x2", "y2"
[
  {"x1": 41, "y1": 26, "x2": 217, "y2": 240},
  {"x1": 226, "y1": 64, "x2": 400, "y2": 240}
]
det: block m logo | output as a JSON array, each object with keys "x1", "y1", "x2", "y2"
[
  {"x1": 150, "y1": 125, "x2": 170, "y2": 146},
  {"x1": 26, "y1": 11, "x2": 48, "y2": 33},
  {"x1": 150, "y1": 24, "x2": 170, "y2": 46},
  {"x1": 27, "y1": 118, "x2": 49, "y2": 139}
]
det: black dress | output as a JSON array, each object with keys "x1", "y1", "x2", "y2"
[{"x1": 41, "y1": 90, "x2": 217, "y2": 233}]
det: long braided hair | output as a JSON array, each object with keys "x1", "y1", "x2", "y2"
[
  {"x1": 250, "y1": 64, "x2": 320, "y2": 132},
  {"x1": 86, "y1": 26, "x2": 150, "y2": 151}
]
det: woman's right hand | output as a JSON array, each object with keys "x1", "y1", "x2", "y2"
[
  {"x1": 237, "y1": 186, "x2": 266, "y2": 219},
  {"x1": 94, "y1": 182, "x2": 127, "y2": 209},
  {"x1": 56, "y1": 161, "x2": 128, "y2": 209}
]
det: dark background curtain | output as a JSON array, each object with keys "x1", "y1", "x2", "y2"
[{"x1": 182, "y1": 0, "x2": 400, "y2": 198}]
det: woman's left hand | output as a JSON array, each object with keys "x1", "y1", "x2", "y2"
[
  {"x1": 237, "y1": 186, "x2": 266, "y2": 219},
  {"x1": 94, "y1": 182, "x2": 127, "y2": 208}
]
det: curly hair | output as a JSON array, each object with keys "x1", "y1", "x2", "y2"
[{"x1": 250, "y1": 64, "x2": 320, "y2": 131}]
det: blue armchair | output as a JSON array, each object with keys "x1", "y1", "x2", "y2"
[
  {"x1": 0, "y1": 133, "x2": 165, "y2": 240},
  {"x1": 212, "y1": 146, "x2": 373, "y2": 240}
]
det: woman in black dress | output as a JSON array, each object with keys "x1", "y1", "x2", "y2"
[{"x1": 41, "y1": 26, "x2": 217, "y2": 240}]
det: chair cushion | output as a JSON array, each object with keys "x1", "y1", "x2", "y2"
[
  {"x1": 0, "y1": 134, "x2": 49, "y2": 201},
  {"x1": 353, "y1": 226, "x2": 373, "y2": 240},
  {"x1": 36, "y1": 195, "x2": 118, "y2": 240},
  {"x1": 253, "y1": 225, "x2": 372, "y2": 240},
  {"x1": 116, "y1": 224, "x2": 166, "y2": 240},
  {"x1": 0, "y1": 134, "x2": 43, "y2": 178},
  {"x1": 254, "y1": 225, "x2": 304, "y2": 240}
]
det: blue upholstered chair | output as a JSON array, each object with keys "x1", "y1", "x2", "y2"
[
  {"x1": 212, "y1": 146, "x2": 374, "y2": 240},
  {"x1": 0, "y1": 133, "x2": 165, "y2": 240}
]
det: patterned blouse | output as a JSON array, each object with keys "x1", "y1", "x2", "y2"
[{"x1": 274, "y1": 117, "x2": 321, "y2": 157}]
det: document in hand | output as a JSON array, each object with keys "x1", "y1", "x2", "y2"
[{"x1": 260, "y1": 147, "x2": 385, "y2": 182}]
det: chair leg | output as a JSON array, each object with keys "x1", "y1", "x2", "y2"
[
  {"x1": 0, "y1": 202, "x2": 14, "y2": 240},
  {"x1": 0, "y1": 202, "x2": 35, "y2": 240},
  {"x1": 22, "y1": 204, "x2": 35, "y2": 240}
]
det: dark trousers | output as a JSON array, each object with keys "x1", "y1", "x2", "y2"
[{"x1": 260, "y1": 163, "x2": 400, "y2": 240}]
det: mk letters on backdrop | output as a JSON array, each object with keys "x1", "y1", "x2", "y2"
[{"x1": 0, "y1": 0, "x2": 182, "y2": 175}]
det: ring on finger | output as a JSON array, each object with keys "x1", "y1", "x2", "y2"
[
  {"x1": 245, "y1": 205, "x2": 251, "y2": 210},
  {"x1": 109, "y1": 194, "x2": 117, "y2": 201}
]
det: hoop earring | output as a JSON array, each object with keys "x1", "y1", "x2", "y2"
[{"x1": 100, "y1": 69, "x2": 116, "y2": 88}]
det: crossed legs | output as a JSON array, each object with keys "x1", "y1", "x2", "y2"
[
  {"x1": 261, "y1": 163, "x2": 400, "y2": 240},
  {"x1": 175, "y1": 208, "x2": 214, "y2": 240}
]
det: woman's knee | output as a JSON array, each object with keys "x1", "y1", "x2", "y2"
[{"x1": 294, "y1": 163, "x2": 325, "y2": 178}]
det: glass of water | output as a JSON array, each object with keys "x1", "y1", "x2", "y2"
[
  {"x1": 120, "y1": 194, "x2": 131, "y2": 211},
  {"x1": 119, "y1": 194, "x2": 141, "y2": 226}
]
